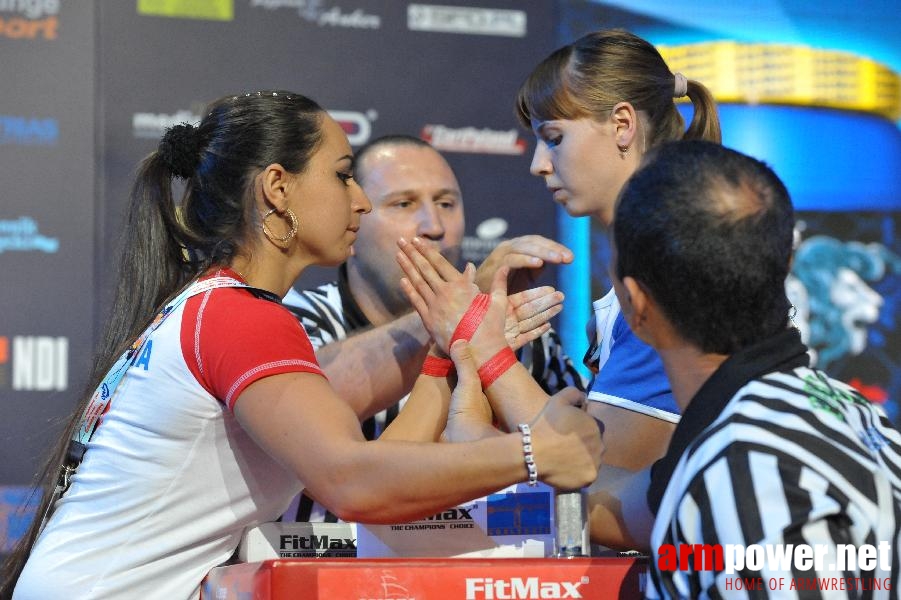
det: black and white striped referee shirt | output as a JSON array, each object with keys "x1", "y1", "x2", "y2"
[{"x1": 647, "y1": 329, "x2": 901, "y2": 599}]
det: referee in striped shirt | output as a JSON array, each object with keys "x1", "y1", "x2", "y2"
[{"x1": 609, "y1": 141, "x2": 901, "y2": 598}]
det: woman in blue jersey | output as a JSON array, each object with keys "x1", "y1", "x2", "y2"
[
  {"x1": 515, "y1": 29, "x2": 722, "y2": 548},
  {"x1": 392, "y1": 29, "x2": 722, "y2": 551}
]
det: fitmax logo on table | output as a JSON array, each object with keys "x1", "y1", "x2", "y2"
[
  {"x1": 465, "y1": 576, "x2": 590, "y2": 599},
  {"x1": 0, "y1": 335, "x2": 68, "y2": 391},
  {"x1": 279, "y1": 533, "x2": 356, "y2": 557},
  {"x1": 249, "y1": 0, "x2": 381, "y2": 29},
  {"x1": 0, "y1": 0, "x2": 59, "y2": 39},
  {"x1": 390, "y1": 505, "x2": 477, "y2": 532}
]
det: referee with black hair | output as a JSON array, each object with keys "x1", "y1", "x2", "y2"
[{"x1": 610, "y1": 140, "x2": 901, "y2": 599}]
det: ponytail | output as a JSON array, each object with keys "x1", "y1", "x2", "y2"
[
  {"x1": 683, "y1": 79, "x2": 722, "y2": 143},
  {"x1": 516, "y1": 29, "x2": 723, "y2": 151},
  {"x1": 2, "y1": 92, "x2": 324, "y2": 596}
]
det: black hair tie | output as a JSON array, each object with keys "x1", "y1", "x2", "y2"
[{"x1": 158, "y1": 122, "x2": 202, "y2": 179}]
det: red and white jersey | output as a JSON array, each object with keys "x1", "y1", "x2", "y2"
[{"x1": 16, "y1": 269, "x2": 323, "y2": 600}]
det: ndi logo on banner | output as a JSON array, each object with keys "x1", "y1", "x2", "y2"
[
  {"x1": 0, "y1": 0, "x2": 59, "y2": 39},
  {"x1": 0, "y1": 335, "x2": 68, "y2": 391}
]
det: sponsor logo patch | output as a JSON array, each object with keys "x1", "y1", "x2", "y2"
[
  {"x1": 0, "y1": 0, "x2": 59, "y2": 39},
  {"x1": 132, "y1": 109, "x2": 202, "y2": 139},
  {"x1": 249, "y1": 0, "x2": 381, "y2": 29},
  {"x1": 0, "y1": 217, "x2": 59, "y2": 254},
  {"x1": 421, "y1": 124, "x2": 526, "y2": 155},
  {"x1": 0, "y1": 335, "x2": 68, "y2": 391},
  {"x1": 137, "y1": 0, "x2": 234, "y2": 21},
  {"x1": 0, "y1": 115, "x2": 58, "y2": 146},
  {"x1": 329, "y1": 109, "x2": 377, "y2": 146},
  {"x1": 408, "y1": 4, "x2": 526, "y2": 37}
]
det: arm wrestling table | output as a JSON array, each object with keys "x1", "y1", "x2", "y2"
[{"x1": 202, "y1": 556, "x2": 648, "y2": 599}]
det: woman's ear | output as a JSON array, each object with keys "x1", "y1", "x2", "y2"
[
  {"x1": 610, "y1": 101, "x2": 639, "y2": 150},
  {"x1": 258, "y1": 163, "x2": 290, "y2": 211}
]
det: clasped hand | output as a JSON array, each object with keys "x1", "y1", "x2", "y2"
[{"x1": 396, "y1": 236, "x2": 563, "y2": 355}]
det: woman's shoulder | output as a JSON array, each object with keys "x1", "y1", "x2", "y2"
[{"x1": 188, "y1": 284, "x2": 305, "y2": 341}]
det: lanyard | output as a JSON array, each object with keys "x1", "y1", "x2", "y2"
[
  {"x1": 72, "y1": 276, "x2": 248, "y2": 448},
  {"x1": 36, "y1": 276, "x2": 251, "y2": 540}
]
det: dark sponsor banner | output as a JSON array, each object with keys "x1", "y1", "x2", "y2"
[
  {"x1": 0, "y1": 1, "x2": 560, "y2": 548},
  {"x1": 0, "y1": 0, "x2": 95, "y2": 494},
  {"x1": 97, "y1": 0, "x2": 559, "y2": 297}
]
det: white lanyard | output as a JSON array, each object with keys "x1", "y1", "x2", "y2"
[
  {"x1": 73, "y1": 276, "x2": 248, "y2": 447},
  {"x1": 37, "y1": 276, "x2": 250, "y2": 539}
]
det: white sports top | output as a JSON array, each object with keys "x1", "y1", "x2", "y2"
[{"x1": 15, "y1": 270, "x2": 323, "y2": 599}]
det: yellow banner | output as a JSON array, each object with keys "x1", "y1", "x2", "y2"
[
  {"x1": 658, "y1": 41, "x2": 901, "y2": 121},
  {"x1": 137, "y1": 0, "x2": 234, "y2": 21}
]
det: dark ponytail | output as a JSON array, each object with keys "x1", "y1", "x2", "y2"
[{"x1": 1, "y1": 90, "x2": 325, "y2": 598}]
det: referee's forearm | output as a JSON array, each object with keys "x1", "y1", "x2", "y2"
[{"x1": 316, "y1": 311, "x2": 431, "y2": 419}]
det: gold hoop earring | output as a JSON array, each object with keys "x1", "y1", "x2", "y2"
[{"x1": 262, "y1": 208, "x2": 298, "y2": 247}]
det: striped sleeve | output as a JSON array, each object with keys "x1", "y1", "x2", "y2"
[
  {"x1": 282, "y1": 284, "x2": 349, "y2": 349},
  {"x1": 519, "y1": 328, "x2": 587, "y2": 393},
  {"x1": 649, "y1": 371, "x2": 901, "y2": 598}
]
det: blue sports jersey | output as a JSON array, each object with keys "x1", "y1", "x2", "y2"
[{"x1": 585, "y1": 290, "x2": 679, "y2": 422}]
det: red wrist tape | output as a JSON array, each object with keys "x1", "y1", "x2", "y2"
[
  {"x1": 420, "y1": 355, "x2": 455, "y2": 377},
  {"x1": 477, "y1": 347, "x2": 517, "y2": 389},
  {"x1": 450, "y1": 293, "x2": 491, "y2": 345}
]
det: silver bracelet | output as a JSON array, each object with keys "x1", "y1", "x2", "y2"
[{"x1": 517, "y1": 423, "x2": 538, "y2": 486}]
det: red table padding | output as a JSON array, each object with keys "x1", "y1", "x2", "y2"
[{"x1": 202, "y1": 557, "x2": 648, "y2": 599}]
